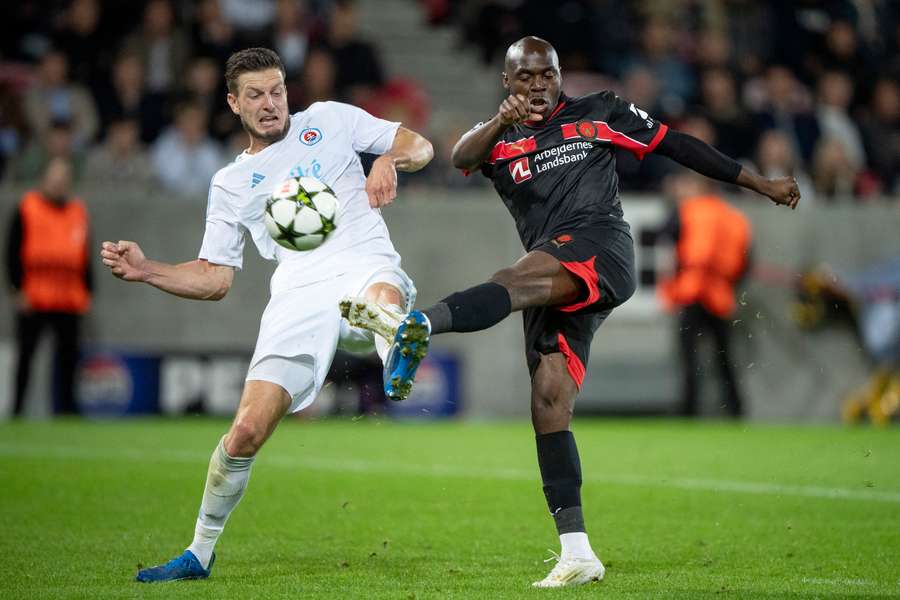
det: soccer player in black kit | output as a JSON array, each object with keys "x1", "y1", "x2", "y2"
[{"x1": 341, "y1": 36, "x2": 800, "y2": 588}]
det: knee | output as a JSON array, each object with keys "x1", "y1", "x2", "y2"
[
  {"x1": 531, "y1": 380, "x2": 573, "y2": 420},
  {"x1": 226, "y1": 419, "x2": 268, "y2": 457}
]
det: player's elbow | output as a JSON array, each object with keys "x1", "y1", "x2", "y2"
[
  {"x1": 409, "y1": 137, "x2": 434, "y2": 171},
  {"x1": 208, "y1": 275, "x2": 232, "y2": 301},
  {"x1": 207, "y1": 284, "x2": 229, "y2": 301},
  {"x1": 450, "y1": 149, "x2": 476, "y2": 172},
  {"x1": 450, "y1": 140, "x2": 482, "y2": 172},
  {"x1": 201, "y1": 263, "x2": 233, "y2": 301},
  {"x1": 422, "y1": 139, "x2": 435, "y2": 166}
]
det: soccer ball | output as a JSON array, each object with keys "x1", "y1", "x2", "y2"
[{"x1": 264, "y1": 176, "x2": 339, "y2": 251}]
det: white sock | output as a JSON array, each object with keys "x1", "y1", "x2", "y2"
[
  {"x1": 374, "y1": 303, "x2": 404, "y2": 364},
  {"x1": 559, "y1": 532, "x2": 597, "y2": 561},
  {"x1": 186, "y1": 437, "x2": 254, "y2": 568}
]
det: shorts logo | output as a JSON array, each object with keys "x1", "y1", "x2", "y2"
[
  {"x1": 509, "y1": 157, "x2": 532, "y2": 184},
  {"x1": 300, "y1": 127, "x2": 322, "y2": 146},
  {"x1": 576, "y1": 120, "x2": 598, "y2": 140}
]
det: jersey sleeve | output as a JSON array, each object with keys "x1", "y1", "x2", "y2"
[
  {"x1": 326, "y1": 101, "x2": 400, "y2": 155},
  {"x1": 599, "y1": 92, "x2": 669, "y2": 160},
  {"x1": 197, "y1": 181, "x2": 246, "y2": 269}
]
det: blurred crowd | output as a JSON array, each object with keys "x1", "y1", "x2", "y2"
[
  {"x1": 426, "y1": 0, "x2": 900, "y2": 202},
  {"x1": 0, "y1": 0, "x2": 431, "y2": 196},
  {"x1": 0, "y1": 0, "x2": 898, "y2": 202}
]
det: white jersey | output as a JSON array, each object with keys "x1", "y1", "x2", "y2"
[{"x1": 198, "y1": 101, "x2": 401, "y2": 294}]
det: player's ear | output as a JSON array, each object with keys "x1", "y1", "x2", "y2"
[
  {"x1": 226, "y1": 93, "x2": 240, "y2": 115},
  {"x1": 502, "y1": 72, "x2": 509, "y2": 90}
]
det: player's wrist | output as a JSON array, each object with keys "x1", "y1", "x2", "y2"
[{"x1": 378, "y1": 153, "x2": 399, "y2": 167}]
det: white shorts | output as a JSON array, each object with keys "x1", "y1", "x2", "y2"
[{"x1": 246, "y1": 261, "x2": 416, "y2": 413}]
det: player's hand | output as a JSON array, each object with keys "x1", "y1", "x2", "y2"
[
  {"x1": 498, "y1": 94, "x2": 543, "y2": 127},
  {"x1": 100, "y1": 240, "x2": 148, "y2": 282},
  {"x1": 366, "y1": 155, "x2": 398, "y2": 208},
  {"x1": 764, "y1": 176, "x2": 801, "y2": 210}
]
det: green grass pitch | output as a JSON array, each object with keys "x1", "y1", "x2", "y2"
[{"x1": 1, "y1": 418, "x2": 898, "y2": 599}]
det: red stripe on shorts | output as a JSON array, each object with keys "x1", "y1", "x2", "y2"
[
  {"x1": 558, "y1": 256, "x2": 600, "y2": 313},
  {"x1": 557, "y1": 332, "x2": 586, "y2": 389}
]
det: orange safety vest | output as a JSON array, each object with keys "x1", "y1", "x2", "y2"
[
  {"x1": 659, "y1": 195, "x2": 751, "y2": 318},
  {"x1": 19, "y1": 190, "x2": 91, "y2": 314}
]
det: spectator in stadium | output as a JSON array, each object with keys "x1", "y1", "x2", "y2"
[
  {"x1": 622, "y1": 17, "x2": 694, "y2": 114},
  {"x1": 658, "y1": 172, "x2": 752, "y2": 418},
  {"x1": 190, "y1": 0, "x2": 240, "y2": 66},
  {"x1": 150, "y1": 102, "x2": 223, "y2": 196},
  {"x1": 181, "y1": 56, "x2": 237, "y2": 142},
  {"x1": 693, "y1": 28, "x2": 734, "y2": 72},
  {"x1": 50, "y1": 0, "x2": 111, "y2": 92},
  {"x1": 811, "y1": 136, "x2": 860, "y2": 200},
  {"x1": 268, "y1": 0, "x2": 313, "y2": 80},
  {"x1": 753, "y1": 129, "x2": 815, "y2": 207},
  {"x1": 621, "y1": 67, "x2": 663, "y2": 120},
  {"x1": 858, "y1": 77, "x2": 900, "y2": 194},
  {"x1": 9, "y1": 118, "x2": 83, "y2": 183},
  {"x1": 23, "y1": 50, "x2": 99, "y2": 150},
  {"x1": 5, "y1": 157, "x2": 92, "y2": 416},
  {"x1": 807, "y1": 19, "x2": 873, "y2": 83},
  {"x1": 218, "y1": 0, "x2": 277, "y2": 38},
  {"x1": 751, "y1": 64, "x2": 820, "y2": 166},
  {"x1": 698, "y1": 68, "x2": 757, "y2": 162},
  {"x1": 0, "y1": 82, "x2": 29, "y2": 180},
  {"x1": 324, "y1": 0, "x2": 385, "y2": 103},
  {"x1": 94, "y1": 51, "x2": 169, "y2": 144},
  {"x1": 122, "y1": 0, "x2": 190, "y2": 96},
  {"x1": 83, "y1": 116, "x2": 154, "y2": 185},
  {"x1": 292, "y1": 47, "x2": 337, "y2": 108},
  {"x1": 815, "y1": 70, "x2": 866, "y2": 171}
]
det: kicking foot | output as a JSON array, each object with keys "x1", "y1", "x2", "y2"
[
  {"x1": 339, "y1": 297, "x2": 403, "y2": 342},
  {"x1": 384, "y1": 311, "x2": 431, "y2": 401},
  {"x1": 532, "y1": 554, "x2": 604, "y2": 588},
  {"x1": 135, "y1": 550, "x2": 214, "y2": 583}
]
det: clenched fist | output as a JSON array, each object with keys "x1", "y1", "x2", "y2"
[{"x1": 100, "y1": 240, "x2": 147, "y2": 281}]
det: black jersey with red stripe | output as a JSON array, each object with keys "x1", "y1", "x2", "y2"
[{"x1": 477, "y1": 91, "x2": 668, "y2": 250}]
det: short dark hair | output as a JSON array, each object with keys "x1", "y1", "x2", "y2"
[{"x1": 224, "y1": 48, "x2": 285, "y2": 94}]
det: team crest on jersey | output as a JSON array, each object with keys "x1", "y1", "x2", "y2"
[
  {"x1": 300, "y1": 127, "x2": 322, "y2": 146},
  {"x1": 509, "y1": 156, "x2": 532, "y2": 184},
  {"x1": 576, "y1": 120, "x2": 598, "y2": 140}
]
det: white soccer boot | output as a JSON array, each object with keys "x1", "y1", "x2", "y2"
[
  {"x1": 339, "y1": 297, "x2": 403, "y2": 342},
  {"x1": 532, "y1": 552, "x2": 605, "y2": 588}
]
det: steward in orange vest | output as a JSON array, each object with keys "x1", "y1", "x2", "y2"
[
  {"x1": 657, "y1": 182, "x2": 752, "y2": 418},
  {"x1": 659, "y1": 195, "x2": 752, "y2": 317},
  {"x1": 5, "y1": 158, "x2": 92, "y2": 415}
]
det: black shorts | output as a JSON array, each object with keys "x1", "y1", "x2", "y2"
[{"x1": 523, "y1": 223, "x2": 636, "y2": 388}]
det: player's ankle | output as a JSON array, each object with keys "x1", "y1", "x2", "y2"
[{"x1": 559, "y1": 531, "x2": 596, "y2": 561}]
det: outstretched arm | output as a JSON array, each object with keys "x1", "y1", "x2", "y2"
[
  {"x1": 366, "y1": 127, "x2": 434, "y2": 208},
  {"x1": 451, "y1": 94, "x2": 542, "y2": 172},
  {"x1": 656, "y1": 129, "x2": 800, "y2": 209},
  {"x1": 100, "y1": 241, "x2": 234, "y2": 301}
]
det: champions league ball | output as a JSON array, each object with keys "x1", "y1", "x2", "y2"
[{"x1": 264, "y1": 176, "x2": 339, "y2": 251}]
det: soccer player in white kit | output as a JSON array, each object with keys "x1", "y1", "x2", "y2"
[{"x1": 99, "y1": 48, "x2": 433, "y2": 583}]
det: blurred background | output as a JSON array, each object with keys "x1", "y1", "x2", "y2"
[{"x1": 1, "y1": 0, "x2": 898, "y2": 424}]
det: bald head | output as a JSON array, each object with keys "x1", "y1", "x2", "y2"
[
  {"x1": 502, "y1": 36, "x2": 562, "y2": 120},
  {"x1": 504, "y1": 37, "x2": 558, "y2": 73}
]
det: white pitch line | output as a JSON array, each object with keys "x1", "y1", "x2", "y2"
[{"x1": 1, "y1": 443, "x2": 899, "y2": 504}]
